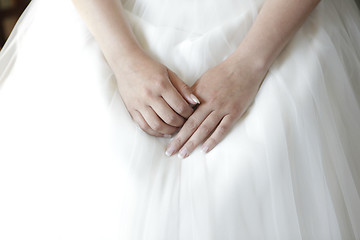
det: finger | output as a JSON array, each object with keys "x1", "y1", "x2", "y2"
[
  {"x1": 131, "y1": 110, "x2": 163, "y2": 137},
  {"x1": 165, "y1": 106, "x2": 211, "y2": 157},
  {"x1": 201, "y1": 115, "x2": 234, "y2": 153},
  {"x1": 142, "y1": 106, "x2": 179, "y2": 135},
  {"x1": 162, "y1": 92, "x2": 194, "y2": 119},
  {"x1": 162, "y1": 88, "x2": 194, "y2": 119},
  {"x1": 177, "y1": 112, "x2": 223, "y2": 159},
  {"x1": 151, "y1": 98, "x2": 185, "y2": 127},
  {"x1": 168, "y1": 70, "x2": 200, "y2": 105},
  {"x1": 161, "y1": 74, "x2": 194, "y2": 119}
]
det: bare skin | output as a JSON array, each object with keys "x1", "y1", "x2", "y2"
[
  {"x1": 72, "y1": 0, "x2": 200, "y2": 137},
  {"x1": 166, "y1": 0, "x2": 322, "y2": 158},
  {"x1": 72, "y1": 0, "x2": 321, "y2": 157}
]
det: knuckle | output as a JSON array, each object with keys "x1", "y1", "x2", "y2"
[
  {"x1": 218, "y1": 124, "x2": 229, "y2": 136},
  {"x1": 230, "y1": 105, "x2": 241, "y2": 115},
  {"x1": 208, "y1": 95, "x2": 218, "y2": 105},
  {"x1": 167, "y1": 114, "x2": 176, "y2": 123},
  {"x1": 179, "y1": 104, "x2": 192, "y2": 117},
  {"x1": 172, "y1": 137, "x2": 183, "y2": 149},
  {"x1": 177, "y1": 104, "x2": 187, "y2": 114},
  {"x1": 166, "y1": 128, "x2": 178, "y2": 135},
  {"x1": 167, "y1": 114, "x2": 180, "y2": 126},
  {"x1": 138, "y1": 121, "x2": 149, "y2": 132},
  {"x1": 153, "y1": 77, "x2": 167, "y2": 90},
  {"x1": 152, "y1": 122, "x2": 162, "y2": 131},
  {"x1": 185, "y1": 141, "x2": 195, "y2": 150},
  {"x1": 142, "y1": 88, "x2": 153, "y2": 99},
  {"x1": 185, "y1": 119, "x2": 198, "y2": 132},
  {"x1": 201, "y1": 124, "x2": 212, "y2": 135},
  {"x1": 144, "y1": 129, "x2": 153, "y2": 135}
]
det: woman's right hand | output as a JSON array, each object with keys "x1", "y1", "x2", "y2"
[
  {"x1": 72, "y1": 0, "x2": 199, "y2": 136},
  {"x1": 114, "y1": 51, "x2": 200, "y2": 137}
]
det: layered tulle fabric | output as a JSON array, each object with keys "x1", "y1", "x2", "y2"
[{"x1": 0, "y1": 0, "x2": 360, "y2": 239}]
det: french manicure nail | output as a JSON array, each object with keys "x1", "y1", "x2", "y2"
[
  {"x1": 178, "y1": 147, "x2": 188, "y2": 159},
  {"x1": 201, "y1": 145, "x2": 209, "y2": 153},
  {"x1": 165, "y1": 146, "x2": 175, "y2": 157},
  {"x1": 190, "y1": 94, "x2": 200, "y2": 104}
]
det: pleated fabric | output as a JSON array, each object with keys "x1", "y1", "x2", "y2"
[{"x1": 0, "y1": 0, "x2": 359, "y2": 239}]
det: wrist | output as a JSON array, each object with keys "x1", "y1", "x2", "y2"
[
  {"x1": 224, "y1": 48, "x2": 269, "y2": 88},
  {"x1": 108, "y1": 45, "x2": 149, "y2": 74},
  {"x1": 228, "y1": 47, "x2": 269, "y2": 77}
]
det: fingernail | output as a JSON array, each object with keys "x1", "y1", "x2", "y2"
[
  {"x1": 165, "y1": 146, "x2": 175, "y2": 157},
  {"x1": 190, "y1": 94, "x2": 200, "y2": 104},
  {"x1": 163, "y1": 134, "x2": 172, "y2": 138},
  {"x1": 178, "y1": 147, "x2": 188, "y2": 159},
  {"x1": 201, "y1": 145, "x2": 209, "y2": 154}
]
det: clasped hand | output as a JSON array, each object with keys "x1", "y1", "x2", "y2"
[
  {"x1": 115, "y1": 52, "x2": 199, "y2": 137},
  {"x1": 115, "y1": 53, "x2": 266, "y2": 158}
]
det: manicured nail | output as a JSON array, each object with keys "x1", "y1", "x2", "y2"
[
  {"x1": 178, "y1": 147, "x2": 188, "y2": 159},
  {"x1": 201, "y1": 145, "x2": 209, "y2": 153},
  {"x1": 163, "y1": 134, "x2": 172, "y2": 138},
  {"x1": 190, "y1": 94, "x2": 200, "y2": 104},
  {"x1": 165, "y1": 146, "x2": 175, "y2": 157}
]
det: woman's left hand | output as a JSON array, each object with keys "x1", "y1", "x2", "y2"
[{"x1": 165, "y1": 56, "x2": 267, "y2": 158}]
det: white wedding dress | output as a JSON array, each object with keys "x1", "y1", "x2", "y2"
[{"x1": 0, "y1": 0, "x2": 360, "y2": 239}]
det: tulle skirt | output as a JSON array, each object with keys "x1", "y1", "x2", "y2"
[{"x1": 0, "y1": 0, "x2": 360, "y2": 239}]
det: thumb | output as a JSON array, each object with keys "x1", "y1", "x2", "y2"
[{"x1": 168, "y1": 69, "x2": 200, "y2": 105}]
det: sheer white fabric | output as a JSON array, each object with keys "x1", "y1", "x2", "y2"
[{"x1": 0, "y1": 0, "x2": 360, "y2": 239}]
